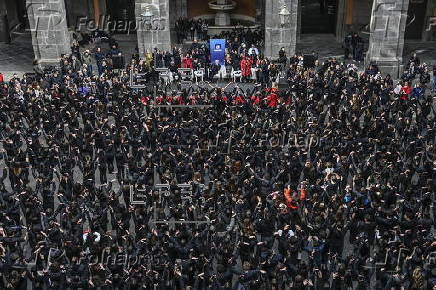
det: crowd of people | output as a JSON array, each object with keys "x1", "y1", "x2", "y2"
[
  {"x1": 343, "y1": 32, "x2": 365, "y2": 63},
  {"x1": 175, "y1": 18, "x2": 210, "y2": 43},
  {"x1": 174, "y1": 17, "x2": 263, "y2": 47},
  {"x1": 127, "y1": 38, "x2": 272, "y2": 86},
  {"x1": 0, "y1": 31, "x2": 435, "y2": 290}
]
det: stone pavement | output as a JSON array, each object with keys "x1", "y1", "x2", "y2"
[
  {"x1": 298, "y1": 34, "x2": 436, "y2": 67},
  {"x1": 1, "y1": 32, "x2": 436, "y2": 81},
  {"x1": 297, "y1": 34, "x2": 346, "y2": 60},
  {"x1": 0, "y1": 33, "x2": 35, "y2": 80},
  {"x1": 404, "y1": 39, "x2": 436, "y2": 66}
]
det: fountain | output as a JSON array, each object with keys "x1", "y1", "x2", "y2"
[{"x1": 208, "y1": 0, "x2": 237, "y2": 26}]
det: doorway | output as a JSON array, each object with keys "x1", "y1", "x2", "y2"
[
  {"x1": 405, "y1": 0, "x2": 428, "y2": 39},
  {"x1": 301, "y1": 0, "x2": 338, "y2": 34},
  {"x1": 105, "y1": 0, "x2": 135, "y2": 33}
]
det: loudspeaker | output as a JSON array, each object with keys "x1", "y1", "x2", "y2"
[
  {"x1": 303, "y1": 54, "x2": 316, "y2": 68},
  {"x1": 278, "y1": 77, "x2": 288, "y2": 90},
  {"x1": 112, "y1": 55, "x2": 125, "y2": 69}
]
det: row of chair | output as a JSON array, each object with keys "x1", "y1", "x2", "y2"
[{"x1": 155, "y1": 67, "x2": 246, "y2": 84}]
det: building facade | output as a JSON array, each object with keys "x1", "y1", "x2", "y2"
[{"x1": 0, "y1": 0, "x2": 435, "y2": 76}]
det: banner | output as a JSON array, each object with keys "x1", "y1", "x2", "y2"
[{"x1": 210, "y1": 39, "x2": 226, "y2": 65}]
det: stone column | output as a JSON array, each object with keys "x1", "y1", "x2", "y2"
[
  {"x1": 335, "y1": 0, "x2": 347, "y2": 42},
  {"x1": 264, "y1": 0, "x2": 298, "y2": 59},
  {"x1": 135, "y1": 0, "x2": 171, "y2": 55},
  {"x1": 26, "y1": 0, "x2": 71, "y2": 64},
  {"x1": 366, "y1": 0, "x2": 409, "y2": 78}
]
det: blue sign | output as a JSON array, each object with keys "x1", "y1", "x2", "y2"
[{"x1": 210, "y1": 39, "x2": 226, "y2": 65}]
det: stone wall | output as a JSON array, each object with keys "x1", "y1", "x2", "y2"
[
  {"x1": 264, "y1": 0, "x2": 298, "y2": 58},
  {"x1": 26, "y1": 0, "x2": 71, "y2": 64}
]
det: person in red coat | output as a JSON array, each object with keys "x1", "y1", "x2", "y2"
[
  {"x1": 188, "y1": 94, "x2": 197, "y2": 105},
  {"x1": 283, "y1": 185, "x2": 307, "y2": 210},
  {"x1": 182, "y1": 54, "x2": 193, "y2": 69},
  {"x1": 240, "y1": 56, "x2": 252, "y2": 82},
  {"x1": 400, "y1": 81, "x2": 411, "y2": 100},
  {"x1": 165, "y1": 95, "x2": 174, "y2": 104},
  {"x1": 182, "y1": 54, "x2": 188, "y2": 68},
  {"x1": 251, "y1": 94, "x2": 261, "y2": 105},
  {"x1": 140, "y1": 96, "x2": 149, "y2": 105},
  {"x1": 176, "y1": 94, "x2": 184, "y2": 105},
  {"x1": 233, "y1": 94, "x2": 245, "y2": 105},
  {"x1": 0, "y1": 72, "x2": 4, "y2": 84},
  {"x1": 156, "y1": 95, "x2": 164, "y2": 104},
  {"x1": 265, "y1": 87, "x2": 279, "y2": 107}
]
